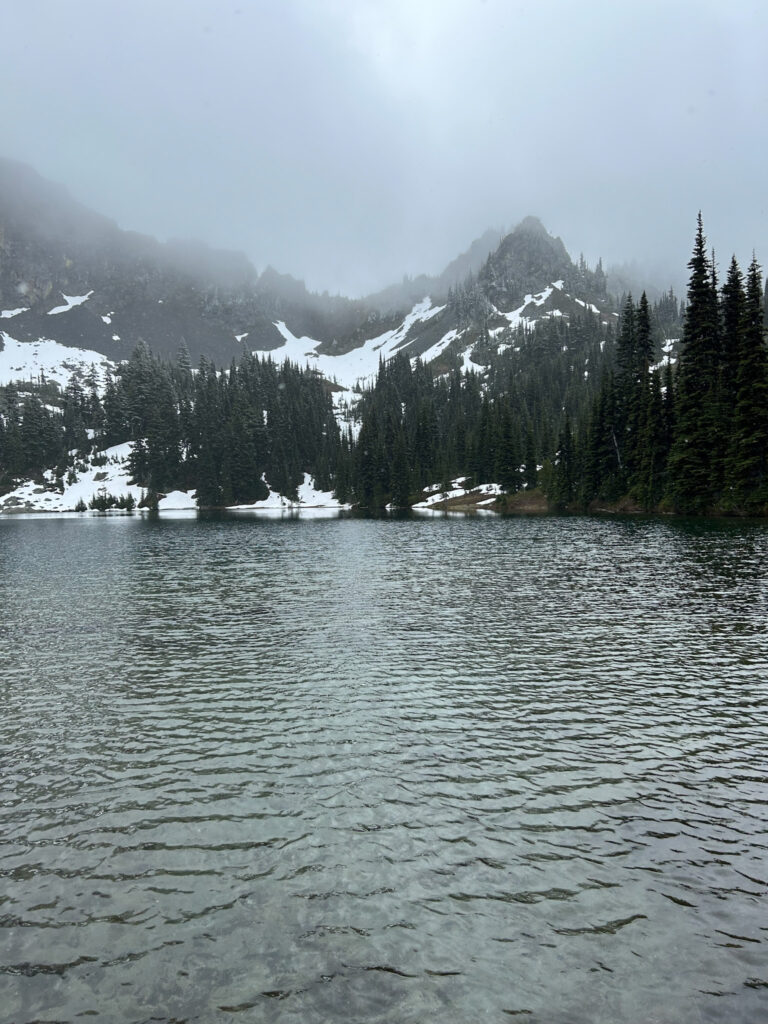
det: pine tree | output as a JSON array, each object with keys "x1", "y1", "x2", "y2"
[
  {"x1": 720, "y1": 256, "x2": 745, "y2": 426},
  {"x1": 727, "y1": 256, "x2": 768, "y2": 511},
  {"x1": 523, "y1": 427, "x2": 538, "y2": 490},
  {"x1": 550, "y1": 417, "x2": 574, "y2": 510},
  {"x1": 667, "y1": 216, "x2": 722, "y2": 512},
  {"x1": 390, "y1": 429, "x2": 412, "y2": 507},
  {"x1": 635, "y1": 369, "x2": 667, "y2": 509}
]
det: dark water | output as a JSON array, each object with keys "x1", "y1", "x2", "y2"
[{"x1": 1, "y1": 512, "x2": 767, "y2": 1024}]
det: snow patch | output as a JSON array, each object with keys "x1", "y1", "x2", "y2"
[
  {"x1": 412, "y1": 479, "x2": 503, "y2": 509},
  {"x1": 265, "y1": 297, "x2": 445, "y2": 392},
  {"x1": 1, "y1": 307, "x2": 27, "y2": 319},
  {"x1": 230, "y1": 473, "x2": 349, "y2": 511},
  {"x1": 460, "y1": 348, "x2": 483, "y2": 375},
  {"x1": 0, "y1": 332, "x2": 114, "y2": 388},
  {"x1": 0, "y1": 442, "x2": 144, "y2": 514},
  {"x1": 158, "y1": 489, "x2": 197, "y2": 510},
  {"x1": 495, "y1": 283, "x2": 562, "y2": 333},
  {"x1": 419, "y1": 328, "x2": 459, "y2": 364},
  {"x1": 47, "y1": 291, "x2": 93, "y2": 315}
]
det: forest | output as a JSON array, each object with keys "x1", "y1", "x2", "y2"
[{"x1": 0, "y1": 218, "x2": 766, "y2": 516}]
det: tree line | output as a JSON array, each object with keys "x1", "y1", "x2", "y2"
[
  {"x1": 0, "y1": 341, "x2": 344, "y2": 506},
  {"x1": 549, "y1": 217, "x2": 767, "y2": 515},
  {"x1": 1, "y1": 217, "x2": 765, "y2": 515}
]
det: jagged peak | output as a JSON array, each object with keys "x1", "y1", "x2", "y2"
[{"x1": 512, "y1": 215, "x2": 549, "y2": 237}]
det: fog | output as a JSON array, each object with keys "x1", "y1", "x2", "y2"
[{"x1": 1, "y1": 0, "x2": 765, "y2": 296}]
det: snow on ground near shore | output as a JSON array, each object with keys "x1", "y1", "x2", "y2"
[
  {"x1": 0, "y1": 443, "x2": 145, "y2": 513},
  {"x1": 158, "y1": 490, "x2": 197, "y2": 510},
  {"x1": 230, "y1": 473, "x2": 349, "y2": 511},
  {"x1": 266, "y1": 297, "x2": 445, "y2": 391},
  {"x1": 1, "y1": 443, "x2": 346, "y2": 513},
  {"x1": 412, "y1": 479, "x2": 504, "y2": 509},
  {"x1": 0, "y1": 332, "x2": 113, "y2": 388}
]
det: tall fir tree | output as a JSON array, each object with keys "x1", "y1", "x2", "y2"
[
  {"x1": 727, "y1": 256, "x2": 768, "y2": 511},
  {"x1": 667, "y1": 215, "x2": 723, "y2": 512}
]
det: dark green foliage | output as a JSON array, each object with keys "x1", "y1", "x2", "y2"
[
  {"x1": 727, "y1": 257, "x2": 768, "y2": 511},
  {"x1": 667, "y1": 216, "x2": 723, "y2": 512},
  {"x1": 581, "y1": 372, "x2": 623, "y2": 503},
  {"x1": 579, "y1": 219, "x2": 765, "y2": 515},
  {"x1": 550, "y1": 418, "x2": 575, "y2": 510},
  {"x1": 634, "y1": 369, "x2": 668, "y2": 509},
  {"x1": 1, "y1": 343, "x2": 344, "y2": 507},
  {"x1": 2, "y1": 216, "x2": 765, "y2": 518},
  {"x1": 88, "y1": 492, "x2": 137, "y2": 512}
]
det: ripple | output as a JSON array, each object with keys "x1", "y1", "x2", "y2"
[{"x1": 1, "y1": 514, "x2": 767, "y2": 1023}]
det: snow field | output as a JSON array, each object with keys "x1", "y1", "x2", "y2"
[
  {"x1": 47, "y1": 291, "x2": 94, "y2": 315},
  {"x1": 269, "y1": 297, "x2": 445, "y2": 392},
  {"x1": 0, "y1": 332, "x2": 113, "y2": 389}
]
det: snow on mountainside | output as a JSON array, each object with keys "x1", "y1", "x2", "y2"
[
  {"x1": 247, "y1": 276, "x2": 612, "y2": 397},
  {"x1": 0, "y1": 158, "x2": 617, "y2": 399},
  {"x1": 269, "y1": 298, "x2": 446, "y2": 390},
  {"x1": 0, "y1": 330, "x2": 114, "y2": 388},
  {"x1": 0, "y1": 271, "x2": 611, "y2": 410}
]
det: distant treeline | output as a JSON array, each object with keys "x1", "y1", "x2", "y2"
[{"x1": 0, "y1": 217, "x2": 765, "y2": 515}]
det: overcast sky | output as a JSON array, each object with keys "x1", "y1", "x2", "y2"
[{"x1": 1, "y1": 0, "x2": 766, "y2": 296}]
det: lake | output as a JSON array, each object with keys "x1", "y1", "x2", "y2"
[{"x1": 1, "y1": 512, "x2": 767, "y2": 1023}]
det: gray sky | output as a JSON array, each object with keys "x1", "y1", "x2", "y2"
[{"x1": 1, "y1": 0, "x2": 766, "y2": 296}]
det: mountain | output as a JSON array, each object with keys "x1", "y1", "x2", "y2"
[
  {"x1": 0, "y1": 157, "x2": 617, "y2": 393},
  {"x1": 0, "y1": 157, "x2": 379, "y2": 366}
]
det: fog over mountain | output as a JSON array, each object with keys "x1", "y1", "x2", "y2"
[{"x1": 0, "y1": 0, "x2": 765, "y2": 296}]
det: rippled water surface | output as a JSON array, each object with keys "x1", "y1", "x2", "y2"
[{"x1": 1, "y1": 513, "x2": 767, "y2": 1023}]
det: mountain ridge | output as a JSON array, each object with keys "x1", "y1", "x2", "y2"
[{"x1": 0, "y1": 157, "x2": 618, "y2": 388}]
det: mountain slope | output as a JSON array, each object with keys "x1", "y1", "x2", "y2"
[{"x1": 0, "y1": 158, "x2": 616, "y2": 394}]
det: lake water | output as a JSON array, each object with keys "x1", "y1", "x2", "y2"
[{"x1": 1, "y1": 512, "x2": 767, "y2": 1023}]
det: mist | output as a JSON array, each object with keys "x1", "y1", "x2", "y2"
[{"x1": 1, "y1": 0, "x2": 765, "y2": 296}]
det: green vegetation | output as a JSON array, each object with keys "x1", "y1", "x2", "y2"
[{"x1": 1, "y1": 218, "x2": 765, "y2": 516}]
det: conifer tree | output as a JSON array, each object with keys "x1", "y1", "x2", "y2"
[
  {"x1": 635, "y1": 369, "x2": 667, "y2": 509},
  {"x1": 390, "y1": 429, "x2": 412, "y2": 507},
  {"x1": 720, "y1": 256, "x2": 745, "y2": 427},
  {"x1": 728, "y1": 256, "x2": 768, "y2": 511},
  {"x1": 668, "y1": 216, "x2": 722, "y2": 512},
  {"x1": 550, "y1": 417, "x2": 574, "y2": 509}
]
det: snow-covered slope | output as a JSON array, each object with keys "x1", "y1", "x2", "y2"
[
  {"x1": 247, "y1": 275, "x2": 612, "y2": 399},
  {"x1": 0, "y1": 330, "x2": 113, "y2": 388},
  {"x1": 269, "y1": 297, "x2": 446, "y2": 390},
  {"x1": 412, "y1": 478, "x2": 504, "y2": 511},
  {"x1": 0, "y1": 443, "x2": 143, "y2": 513},
  {"x1": 230, "y1": 473, "x2": 349, "y2": 511},
  {"x1": 1, "y1": 159, "x2": 618, "y2": 398}
]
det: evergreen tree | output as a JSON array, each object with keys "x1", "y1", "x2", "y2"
[
  {"x1": 550, "y1": 417, "x2": 574, "y2": 510},
  {"x1": 390, "y1": 429, "x2": 412, "y2": 506},
  {"x1": 668, "y1": 216, "x2": 723, "y2": 512},
  {"x1": 727, "y1": 256, "x2": 768, "y2": 511}
]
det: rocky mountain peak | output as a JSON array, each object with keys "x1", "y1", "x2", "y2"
[{"x1": 479, "y1": 218, "x2": 574, "y2": 310}]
